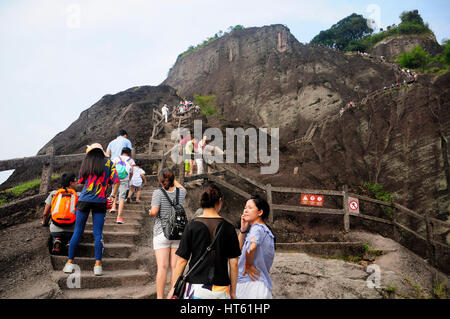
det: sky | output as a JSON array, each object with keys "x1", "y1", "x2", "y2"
[{"x1": 0, "y1": 0, "x2": 449, "y2": 184}]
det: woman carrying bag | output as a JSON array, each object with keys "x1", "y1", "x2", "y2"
[
  {"x1": 63, "y1": 143, "x2": 120, "y2": 276},
  {"x1": 168, "y1": 183, "x2": 241, "y2": 299},
  {"x1": 149, "y1": 168, "x2": 187, "y2": 299}
]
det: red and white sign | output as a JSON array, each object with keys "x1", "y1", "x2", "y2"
[
  {"x1": 348, "y1": 197, "x2": 360, "y2": 214},
  {"x1": 301, "y1": 194, "x2": 324, "y2": 207}
]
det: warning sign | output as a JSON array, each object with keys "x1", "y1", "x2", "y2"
[
  {"x1": 348, "y1": 197, "x2": 360, "y2": 215},
  {"x1": 301, "y1": 194, "x2": 324, "y2": 207}
]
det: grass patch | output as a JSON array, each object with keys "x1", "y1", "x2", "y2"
[
  {"x1": 433, "y1": 281, "x2": 448, "y2": 299},
  {"x1": 403, "y1": 275, "x2": 431, "y2": 299},
  {"x1": 0, "y1": 174, "x2": 60, "y2": 206},
  {"x1": 383, "y1": 285, "x2": 396, "y2": 293},
  {"x1": 6, "y1": 179, "x2": 42, "y2": 197}
]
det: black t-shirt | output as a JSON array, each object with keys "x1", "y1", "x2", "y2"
[{"x1": 176, "y1": 217, "x2": 241, "y2": 286}]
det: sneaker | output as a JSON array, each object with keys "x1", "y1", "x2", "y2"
[
  {"x1": 109, "y1": 209, "x2": 117, "y2": 214},
  {"x1": 63, "y1": 262, "x2": 75, "y2": 274},
  {"x1": 116, "y1": 217, "x2": 125, "y2": 224},
  {"x1": 52, "y1": 239, "x2": 62, "y2": 254},
  {"x1": 94, "y1": 265, "x2": 103, "y2": 276}
]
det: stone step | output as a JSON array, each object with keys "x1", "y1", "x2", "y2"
[
  {"x1": 85, "y1": 222, "x2": 140, "y2": 232},
  {"x1": 103, "y1": 209, "x2": 145, "y2": 218},
  {"x1": 59, "y1": 283, "x2": 157, "y2": 299},
  {"x1": 52, "y1": 269, "x2": 151, "y2": 290},
  {"x1": 125, "y1": 201, "x2": 150, "y2": 207},
  {"x1": 80, "y1": 231, "x2": 138, "y2": 245},
  {"x1": 51, "y1": 255, "x2": 140, "y2": 271},
  {"x1": 76, "y1": 242, "x2": 134, "y2": 258},
  {"x1": 103, "y1": 216, "x2": 145, "y2": 224},
  {"x1": 126, "y1": 198, "x2": 152, "y2": 203}
]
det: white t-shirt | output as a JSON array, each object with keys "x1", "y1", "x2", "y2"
[{"x1": 130, "y1": 166, "x2": 145, "y2": 187}]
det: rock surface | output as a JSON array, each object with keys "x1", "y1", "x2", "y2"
[
  {"x1": 163, "y1": 24, "x2": 398, "y2": 141},
  {"x1": 370, "y1": 34, "x2": 443, "y2": 61}
]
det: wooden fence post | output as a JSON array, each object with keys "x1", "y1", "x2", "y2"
[
  {"x1": 266, "y1": 184, "x2": 273, "y2": 224},
  {"x1": 343, "y1": 184, "x2": 350, "y2": 233},
  {"x1": 39, "y1": 146, "x2": 54, "y2": 194},
  {"x1": 392, "y1": 205, "x2": 400, "y2": 242},
  {"x1": 424, "y1": 210, "x2": 436, "y2": 267},
  {"x1": 158, "y1": 151, "x2": 165, "y2": 172},
  {"x1": 179, "y1": 146, "x2": 185, "y2": 185}
]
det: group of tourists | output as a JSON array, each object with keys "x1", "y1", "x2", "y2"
[
  {"x1": 149, "y1": 168, "x2": 275, "y2": 299},
  {"x1": 41, "y1": 124, "x2": 275, "y2": 299},
  {"x1": 159, "y1": 101, "x2": 201, "y2": 124},
  {"x1": 338, "y1": 53, "x2": 419, "y2": 118},
  {"x1": 176, "y1": 100, "x2": 201, "y2": 115},
  {"x1": 42, "y1": 129, "x2": 145, "y2": 276},
  {"x1": 179, "y1": 132, "x2": 208, "y2": 177}
]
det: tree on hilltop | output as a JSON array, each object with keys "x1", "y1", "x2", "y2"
[
  {"x1": 310, "y1": 13, "x2": 373, "y2": 50},
  {"x1": 400, "y1": 10, "x2": 424, "y2": 25}
]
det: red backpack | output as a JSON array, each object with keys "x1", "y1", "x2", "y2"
[{"x1": 50, "y1": 188, "x2": 78, "y2": 226}]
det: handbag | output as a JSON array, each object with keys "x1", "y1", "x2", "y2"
[{"x1": 172, "y1": 221, "x2": 225, "y2": 299}]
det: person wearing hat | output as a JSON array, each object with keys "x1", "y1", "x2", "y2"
[{"x1": 63, "y1": 143, "x2": 120, "y2": 276}]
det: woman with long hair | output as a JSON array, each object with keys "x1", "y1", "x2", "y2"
[
  {"x1": 168, "y1": 183, "x2": 241, "y2": 299},
  {"x1": 237, "y1": 194, "x2": 275, "y2": 299},
  {"x1": 63, "y1": 143, "x2": 120, "y2": 276},
  {"x1": 149, "y1": 167, "x2": 187, "y2": 299}
]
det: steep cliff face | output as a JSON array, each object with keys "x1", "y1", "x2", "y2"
[
  {"x1": 163, "y1": 24, "x2": 399, "y2": 141},
  {"x1": 37, "y1": 85, "x2": 180, "y2": 156},
  {"x1": 250, "y1": 72, "x2": 449, "y2": 216},
  {"x1": 370, "y1": 33, "x2": 443, "y2": 60}
]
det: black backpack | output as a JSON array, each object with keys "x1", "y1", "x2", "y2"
[{"x1": 160, "y1": 187, "x2": 187, "y2": 240}]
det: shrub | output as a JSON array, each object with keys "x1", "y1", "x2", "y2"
[
  {"x1": 363, "y1": 182, "x2": 393, "y2": 219},
  {"x1": 397, "y1": 45, "x2": 431, "y2": 71},
  {"x1": 194, "y1": 94, "x2": 219, "y2": 117}
]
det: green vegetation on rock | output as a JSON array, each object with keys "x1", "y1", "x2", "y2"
[
  {"x1": 194, "y1": 94, "x2": 224, "y2": 119},
  {"x1": 348, "y1": 10, "x2": 433, "y2": 52},
  {"x1": 363, "y1": 182, "x2": 393, "y2": 219},
  {"x1": 311, "y1": 10, "x2": 434, "y2": 53},
  {"x1": 398, "y1": 41, "x2": 450, "y2": 74},
  {"x1": 0, "y1": 175, "x2": 60, "y2": 206},
  {"x1": 176, "y1": 25, "x2": 244, "y2": 62},
  {"x1": 310, "y1": 13, "x2": 373, "y2": 51}
]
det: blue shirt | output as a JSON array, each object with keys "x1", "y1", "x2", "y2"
[
  {"x1": 238, "y1": 223, "x2": 275, "y2": 290},
  {"x1": 106, "y1": 136, "x2": 132, "y2": 161}
]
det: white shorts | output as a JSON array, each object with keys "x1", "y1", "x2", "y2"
[
  {"x1": 153, "y1": 232, "x2": 180, "y2": 250},
  {"x1": 236, "y1": 281, "x2": 272, "y2": 299}
]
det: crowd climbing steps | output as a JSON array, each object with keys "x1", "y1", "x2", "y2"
[{"x1": 50, "y1": 182, "x2": 158, "y2": 299}]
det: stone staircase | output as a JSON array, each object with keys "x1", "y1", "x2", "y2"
[{"x1": 50, "y1": 183, "x2": 158, "y2": 299}]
